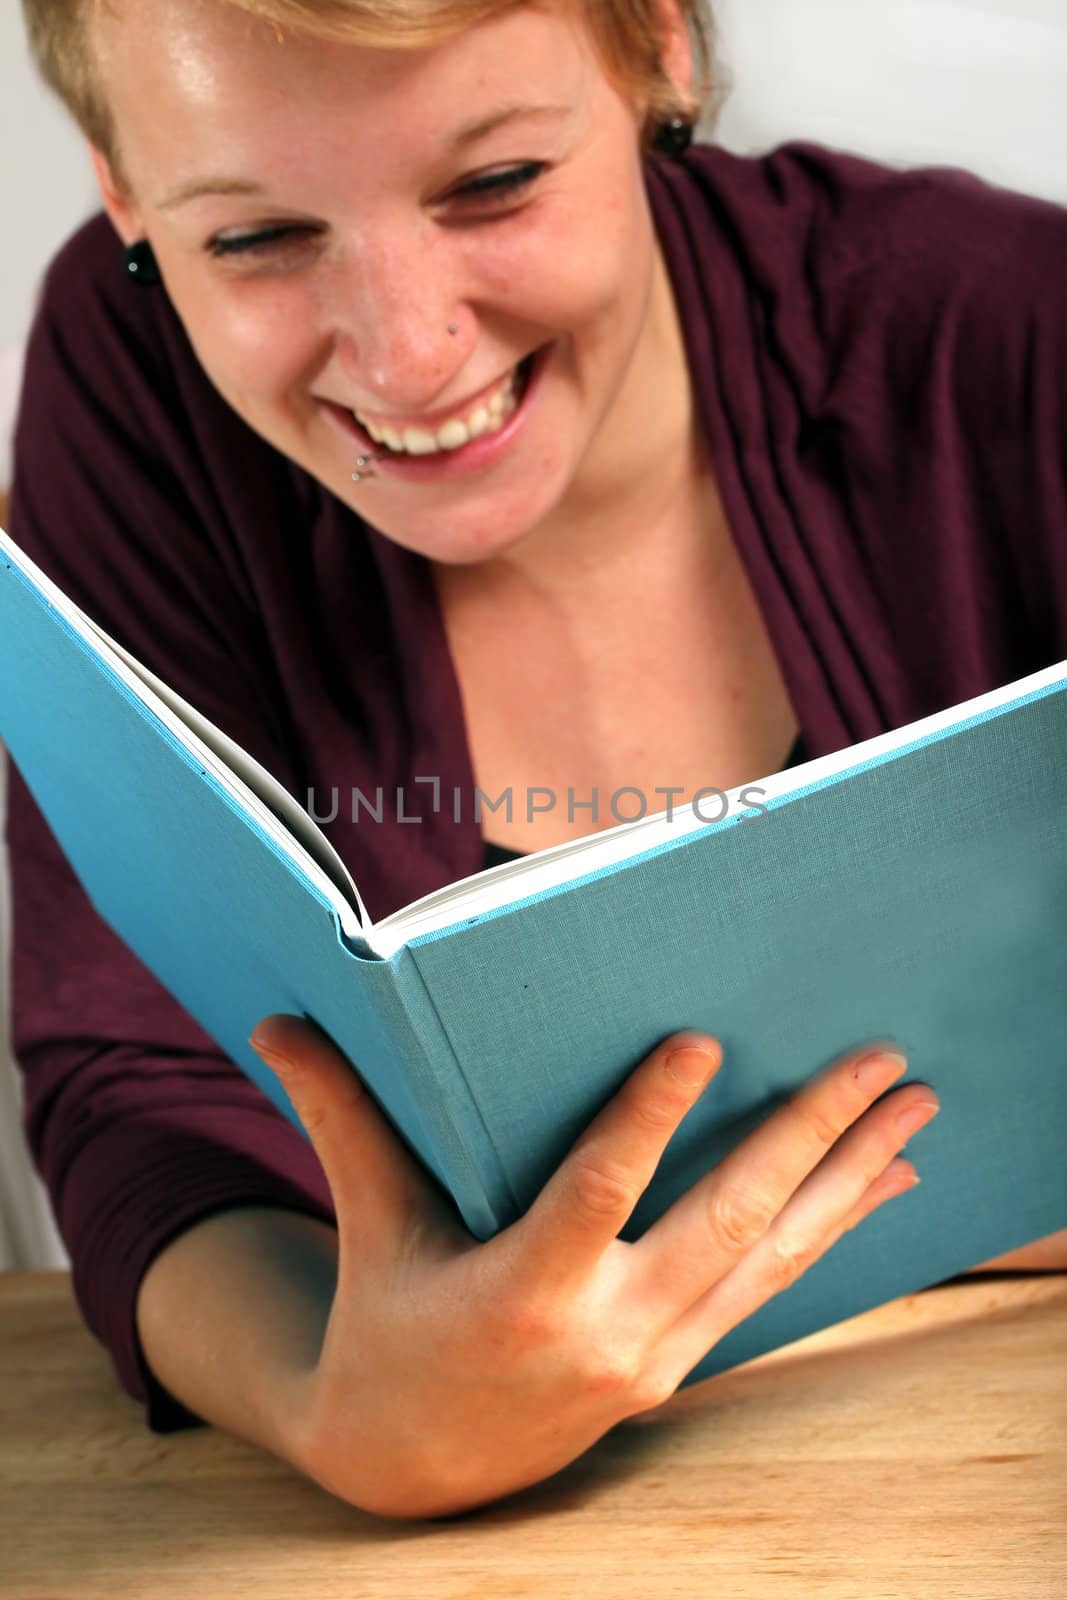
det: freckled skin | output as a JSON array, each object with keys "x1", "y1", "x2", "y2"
[{"x1": 87, "y1": 0, "x2": 700, "y2": 590}]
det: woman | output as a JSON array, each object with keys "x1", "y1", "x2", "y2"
[{"x1": 10, "y1": 0, "x2": 1066, "y2": 1518}]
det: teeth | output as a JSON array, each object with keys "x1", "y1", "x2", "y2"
[
  {"x1": 354, "y1": 362, "x2": 523, "y2": 455},
  {"x1": 436, "y1": 419, "x2": 469, "y2": 450},
  {"x1": 403, "y1": 427, "x2": 439, "y2": 456}
]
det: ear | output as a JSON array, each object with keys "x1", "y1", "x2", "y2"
[
  {"x1": 87, "y1": 143, "x2": 144, "y2": 248},
  {"x1": 654, "y1": 0, "x2": 695, "y2": 108}
]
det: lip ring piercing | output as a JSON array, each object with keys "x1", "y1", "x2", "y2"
[{"x1": 351, "y1": 452, "x2": 385, "y2": 483}]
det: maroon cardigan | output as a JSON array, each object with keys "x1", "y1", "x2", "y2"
[{"x1": 7, "y1": 141, "x2": 1066, "y2": 1430}]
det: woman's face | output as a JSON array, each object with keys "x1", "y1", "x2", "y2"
[{"x1": 90, "y1": 0, "x2": 693, "y2": 571}]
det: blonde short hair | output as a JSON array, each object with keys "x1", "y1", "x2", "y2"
[{"x1": 21, "y1": 0, "x2": 723, "y2": 195}]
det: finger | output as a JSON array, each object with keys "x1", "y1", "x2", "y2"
[
  {"x1": 509, "y1": 1032, "x2": 723, "y2": 1289},
  {"x1": 631, "y1": 1042, "x2": 914, "y2": 1318},
  {"x1": 819, "y1": 1156, "x2": 921, "y2": 1248},
  {"x1": 652, "y1": 1103, "x2": 935, "y2": 1384},
  {"x1": 248, "y1": 1013, "x2": 439, "y2": 1252},
  {"x1": 639, "y1": 1158, "x2": 922, "y2": 1402},
  {"x1": 700, "y1": 1120, "x2": 930, "y2": 1345}
]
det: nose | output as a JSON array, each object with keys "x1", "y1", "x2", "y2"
[{"x1": 329, "y1": 228, "x2": 464, "y2": 412}]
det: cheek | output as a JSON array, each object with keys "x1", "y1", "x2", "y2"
[
  {"x1": 468, "y1": 186, "x2": 643, "y2": 341},
  {"x1": 172, "y1": 279, "x2": 324, "y2": 411}
]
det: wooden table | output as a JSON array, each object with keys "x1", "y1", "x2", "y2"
[{"x1": 1, "y1": 1271, "x2": 1064, "y2": 1599}]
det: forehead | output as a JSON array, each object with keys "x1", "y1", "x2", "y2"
[
  {"x1": 88, "y1": 0, "x2": 594, "y2": 118},
  {"x1": 90, "y1": 0, "x2": 599, "y2": 195}
]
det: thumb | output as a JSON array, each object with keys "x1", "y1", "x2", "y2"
[{"x1": 248, "y1": 1013, "x2": 431, "y2": 1246}]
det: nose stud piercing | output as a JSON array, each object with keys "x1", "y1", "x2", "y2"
[{"x1": 352, "y1": 321, "x2": 458, "y2": 479}]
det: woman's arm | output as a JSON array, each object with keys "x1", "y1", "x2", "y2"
[
  {"x1": 8, "y1": 756, "x2": 337, "y2": 1430},
  {"x1": 130, "y1": 1147, "x2": 1067, "y2": 1492},
  {"x1": 964, "y1": 1228, "x2": 1067, "y2": 1274},
  {"x1": 134, "y1": 1207, "x2": 338, "y2": 1466},
  {"x1": 131, "y1": 1139, "x2": 1064, "y2": 1502},
  {"x1": 147, "y1": 1016, "x2": 938, "y2": 1519}
]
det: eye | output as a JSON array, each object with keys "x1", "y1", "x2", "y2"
[
  {"x1": 205, "y1": 163, "x2": 547, "y2": 259},
  {"x1": 207, "y1": 224, "x2": 313, "y2": 260},
  {"x1": 451, "y1": 161, "x2": 547, "y2": 204}
]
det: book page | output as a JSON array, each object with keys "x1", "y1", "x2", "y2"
[{"x1": 366, "y1": 657, "x2": 1067, "y2": 957}]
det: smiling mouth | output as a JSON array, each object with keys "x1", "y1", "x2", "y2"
[{"x1": 347, "y1": 351, "x2": 538, "y2": 458}]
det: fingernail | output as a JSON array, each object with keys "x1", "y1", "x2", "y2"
[
  {"x1": 897, "y1": 1097, "x2": 941, "y2": 1136},
  {"x1": 853, "y1": 1049, "x2": 908, "y2": 1094},
  {"x1": 248, "y1": 1033, "x2": 290, "y2": 1071},
  {"x1": 664, "y1": 1040, "x2": 721, "y2": 1087}
]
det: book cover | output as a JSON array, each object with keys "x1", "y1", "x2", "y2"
[{"x1": 2, "y1": 525, "x2": 1065, "y2": 1381}]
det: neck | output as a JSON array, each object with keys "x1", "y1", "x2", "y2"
[{"x1": 433, "y1": 242, "x2": 724, "y2": 615}]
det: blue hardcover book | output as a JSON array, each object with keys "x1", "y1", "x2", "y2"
[{"x1": 1, "y1": 522, "x2": 1065, "y2": 1383}]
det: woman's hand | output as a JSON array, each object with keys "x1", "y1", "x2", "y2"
[{"x1": 248, "y1": 1018, "x2": 938, "y2": 1520}]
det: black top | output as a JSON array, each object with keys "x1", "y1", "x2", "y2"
[{"x1": 482, "y1": 732, "x2": 810, "y2": 870}]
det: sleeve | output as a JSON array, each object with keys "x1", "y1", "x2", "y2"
[
  {"x1": 941, "y1": 176, "x2": 1067, "y2": 653},
  {"x1": 799, "y1": 145, "x2": 1067, "y2": 666},
  {"x1": 4, "y1": 224, "x2": 334, "y2": 1432}
]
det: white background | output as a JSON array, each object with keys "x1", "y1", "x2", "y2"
[{"x1": 2, "y1": 0, "x2": 1066, "y2": 1267}]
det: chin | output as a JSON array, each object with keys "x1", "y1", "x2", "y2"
[
  {"x1": 377, "y1": 511, "x2": 553, "y2": 570},
  {"x1": 345, "y1": 455, "x2": 575, "y2": 570}
]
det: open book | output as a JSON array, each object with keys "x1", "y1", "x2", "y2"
[{"x1": 2, "y1": 522, "x2": 1065, "y2": 1381}]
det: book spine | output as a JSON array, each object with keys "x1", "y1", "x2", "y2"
[
  {"x1": 328, "y1": 920, "x2": 513, "y2": 1240},
  {"x1": 382, "y1": 940, "x2": 518, "y2": 1241}
]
